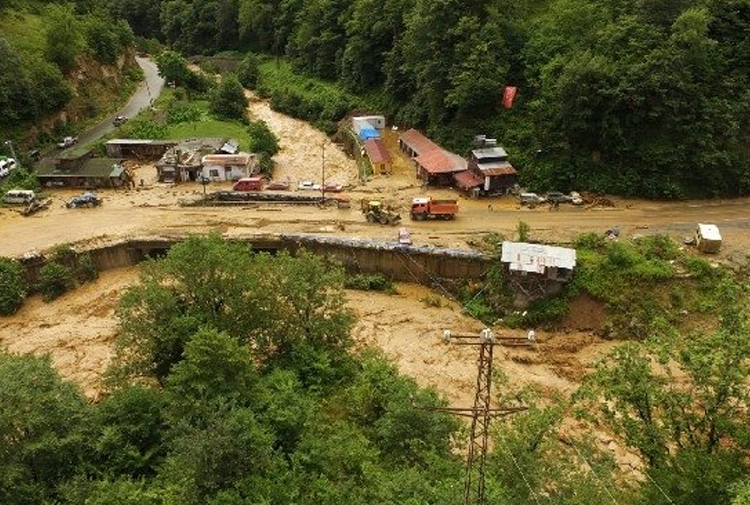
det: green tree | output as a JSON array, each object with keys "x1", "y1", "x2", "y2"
[
  {"x1": 0, "y1": 257, "x2": 26, "y2": 316},
  {"x1": 0, "y1": 38, "x2": 36, "y2": 126},
  {"x1": 287, "y1": 0, "x2": 350, "y2": 79},
  {"x1": 160, "y1": 408, "x2": 278, "y2": 505},
  {"x1": 0, "y1": 352, "x2": 91, "y2": 505},
  {"x1": 577, "y1": 284, "x2": 750, "y2": 501},
  {"x1": 209, "y1": 74, "x2": 248, "y2": 121},
  {"x1": 93, "y1": 385, "x2": 167, "y2": 478},
  {"x1": 164, "y1": 328, "x2": 258, "y2": 425},
  {"x1": 246, "y1": 119, "x2": 279, "y2": 173},
  {"x1": 45, "y1": 4, "x2": 83, "y2": 73},
  {"x1": 236, "y1": 52, "x2": 261, "y2": 88},
  {"x1": 38, "y1": 262, "x2": 75, "y2": 302},
  {"x1": 155, "y1": 50, "x2": 193, "y2": 86},
  {"x1": 111, "y1": 235, "x2": 353, "y2": 383}
]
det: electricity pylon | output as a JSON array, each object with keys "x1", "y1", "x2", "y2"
[{"x1": 438, "y1": 329, "x2": 528, "y2": 505}]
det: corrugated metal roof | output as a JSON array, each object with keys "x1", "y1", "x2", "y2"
[
  {"x1": 364, "y1": 138, "x2": 391, "y2": 164},
  {"x1": 453, "y1": 170, "x2": 483, "y2": 190},
  {"x1": 106, "y1": 139, "x2": 177, "y2": 146},
  {"x1": 415, "y1": 149, "x2": 467, "y2": 174},
  {"x1": 472, "y1": 147, "x2": 508, "y2": 160},
  {"x1": 37, "y1": 158, "x2": 125, "y2": 178},
  {"x1": 202, "y1": 153, "x2": 253, "y2": 166},
  {"x1": 478, "y1": 161, "x2": 517, "y2": 176},
  {"x1": 501, "y1": 241, "x2": 576, "y2": 273},
  {"x1": 399, "y1": 129, "x2": 441, "y2": 156}
]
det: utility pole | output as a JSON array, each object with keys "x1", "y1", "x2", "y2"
[
  {"x1": 4, "y1": 140, "x2": 18, "y2": 167},
  {"x1": 436, "y1": 329, "x2": 530, "y2": 505},
  {"x1": 320, "y1": 141, "x2": 326, "y2": 204}
]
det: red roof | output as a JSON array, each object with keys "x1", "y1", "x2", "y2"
[
  {"x1": 399, "y1": 129, "x2": 440, "y2": 156},
  {"x1": 415, "y1": 149, "x2": 467, "y2": 175},
  {"x1": 479, "y1": 161, "x2": 517, "y2": 176},
  {"x1": 364, "y1": 138, "x2": 391, "y2": 164},
  {"x1": 453, "y1": 170, "x2": 484, "y2": 190}
]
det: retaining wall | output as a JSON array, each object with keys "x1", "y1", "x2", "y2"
[{"x1": 18, "y1": 235, "x2": 492, "y2": 290}]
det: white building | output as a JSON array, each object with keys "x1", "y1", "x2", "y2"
[
  {"x1": 201, "y1": 153, "x2": 256, "y2": 182},
  {"x1": 501, "y1": 241, "x2": 577, "y2": 281}
]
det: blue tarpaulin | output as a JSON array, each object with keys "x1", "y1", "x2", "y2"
[{"x1": 359, "y1": 128, "x2": 380, "y2": 140}]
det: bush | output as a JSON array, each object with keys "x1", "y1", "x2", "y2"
[
  {"x1": 516, "y1": 220, "x2": 530, "y2": 242},
  {"x1": 634, "y1": 234, "x2": 679, "y2": 260},
  {"x1": 166, "y1": 101, "x2": 203, "y2": 125},
  {"x1": 75, "y1": 253, "x2": 99, "y2": 283},
  {"x1": 0, "y1": 258, "x2": 27, "y2": 316},
  {"x1": 246, "y1": 120, "x2": 279, "y2": 157},
  {"x1": 209, "y1": 74, "x2": 248, "y2": 122},
  {"x1": 38, "y1": 262, "x2": 74, "y2": 302},
  {"x1": 236, "y1": 53, "x2": 260, "y2": 88},
  {"x1": 573, "y1": 232, "x2": 606, "y2": 251},
  {"x1": 0, "y1": 168, "x2": 39, "y2": 192},
  {"x1": 345, "y1": 273, "x2": 395, "y2": 293}
]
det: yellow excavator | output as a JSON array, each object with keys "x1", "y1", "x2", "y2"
[{"x1": 360, "y1": 199, "x2": 401, "y2": 225}]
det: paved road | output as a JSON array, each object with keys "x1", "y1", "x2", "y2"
[{"x1": 75, "y1": 56, "x2": 164, "y2": 147}]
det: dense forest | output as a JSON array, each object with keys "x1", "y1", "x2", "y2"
[
  {"x1": 2, "y1": 0, "x2": 750, "y2": 196},
  {"x1": 110, "y1": 0, "x2": 750, "y2": 197}
]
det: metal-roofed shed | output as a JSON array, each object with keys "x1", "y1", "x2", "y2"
[
  {"x1": 501, "y1": 241, "x2": 576, "y2": 278},
  {"x1": 105, "y1": 139, "x2": 177, "y2": 159},
  {"x1": 37, "y1": 158, "x2": 128, "y2": 188},
  {"x1": 364, "y1": 138, "x2": 392, "y2": 174},
  {"x1": 501, "y1": 241, "x2": 577, "y2": 304},
  {"x1": 472, "y1": 147, "x2": 508, "y2": 161},
  {"x1": 414, "y1": 149, "x2": 468, "y2": 186},
  {"x1": 398, "y1": 129, "x2": 441, "y2": 158}
]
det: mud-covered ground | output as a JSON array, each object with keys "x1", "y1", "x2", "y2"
[{"x1": 0, "y1": 92, "x2": 741, "y2": 478}]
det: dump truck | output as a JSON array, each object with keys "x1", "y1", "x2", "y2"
[
  {"x1": 410, "y1": 197, "x2": 458, "y2": 220},
  {"x1": 361, "y1": 199, "x2": 401, "y2": 225}
]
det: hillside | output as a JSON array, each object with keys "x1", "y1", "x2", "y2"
[{"x1": 0, "y1": 3, "x2": 139, "y2": 152}]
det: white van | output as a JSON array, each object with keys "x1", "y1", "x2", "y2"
[{"x1": 3, "y1": 189, "x2": 36, "y2": 205}]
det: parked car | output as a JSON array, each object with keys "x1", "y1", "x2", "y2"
[
  {"x1": 113, "y1": 115, "x2": 128, "y2": 127},
  {"x1": 398, "y1": 227, "x2": 412, "y2": 245},
  {"x1": 519, "y1": 192, "x2": 544, "y2": 206},
  {"x1": 545, "y1": 191, "x2": 571, "y2": 204},
  {"x1": 57, "y1": 136, "x2": 78, "y2": 149},
  {"x1": 66, "y1": 192, "x2": 102, "y2": 208},
  {"x1": 266, "y1": 180, "x2": 290, "y2": 191},
  {"x1": 0, "y1": 158, "x2": 14, "y2": 177},
  {"x1": 322, "y1": 184, "x2": 344, "y2": 193},
  {"x1": 233, "y1": 177, "x2": 263, "y2": 191},
  {"x1": 298, "y1": 180, "x2": 321, "y2": 191},
  {"x1": 570, "y1": 191, "x2": 583, "y2": 205},
  {"x1": 3, "y1": 189, "x2": 36, "y2": 205}
]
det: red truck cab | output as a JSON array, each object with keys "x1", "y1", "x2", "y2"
[
  {"x1": 410, "y1": 197, "x2": 458, "y2": 220},
  {"x1": 233, "y1": 177, "x2": 263, "y2": 191}
]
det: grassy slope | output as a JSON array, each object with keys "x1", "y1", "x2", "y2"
[
  {"x1": 0, "y1": 5, "x2": 142, "y2": 149},
  {"x1": 0, "y1": 8, "x2": 45, "y2": 55},
  {"x1": 257, "y1": 58, "x2": 359, "y2": 104}
]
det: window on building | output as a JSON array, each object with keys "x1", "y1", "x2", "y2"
[{"x1": 209, "y1": 169, "x2": 219, "y2": 177}]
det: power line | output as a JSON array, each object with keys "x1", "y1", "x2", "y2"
[
  {"x1": 643, "y1": 469, "x2": 676, "y2": 505},
  {"x1": 570, "y1": 441, "x2": 620, "y2": 505},
  {"x1": 495, "y1": 430, "x2": 542, "y2": 505}
]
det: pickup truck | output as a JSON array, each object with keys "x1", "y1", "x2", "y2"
[
  {"x1": 410, "y1": 197, "x2": 458, "y2": 220},
  {"x1": 57, "y1": 136, "x2": 78, "y2": 149}
]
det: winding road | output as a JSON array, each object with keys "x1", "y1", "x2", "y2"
[{"x1": 75, "y1": 56, "x2": 164, "y2": 147}]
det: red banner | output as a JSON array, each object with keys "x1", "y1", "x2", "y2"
[{"x1": 501, "y1": 86, "x2": 517, "y2": 109}]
